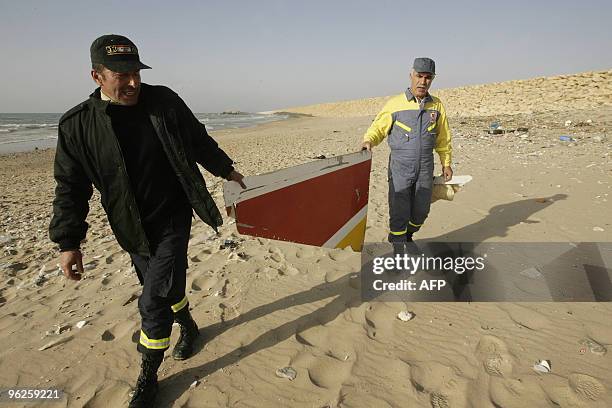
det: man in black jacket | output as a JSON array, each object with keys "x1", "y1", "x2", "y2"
[{"x1": 49, "y1": 34, "x2": 245, "y2": 407}]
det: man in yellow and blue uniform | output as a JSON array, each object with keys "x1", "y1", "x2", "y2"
[{"x1": 362, "y1": 57, "x2": 453, "y2": 243}]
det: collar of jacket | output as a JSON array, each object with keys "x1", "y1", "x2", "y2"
[
  {"x1": 405, "y1": 87, "x2": 432, "y2": 104},
  {"x1": 88, "y1": 85, "x2": 153, "y2": 113},
  {"x1": 89, "y1": 88, "x2": 112, "y2": 112}
]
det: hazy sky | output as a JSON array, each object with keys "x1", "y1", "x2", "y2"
[{"x1": 2, "y1": 0, "x2": 611, "y2": 113}]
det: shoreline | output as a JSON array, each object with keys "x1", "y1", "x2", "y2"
[{"x1": 0, "y1": 113, "x2": 297, "y2": 157}]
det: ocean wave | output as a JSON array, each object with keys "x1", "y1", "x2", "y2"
[
  {"x1": 0, "y1": 123, "x2": 58, "y2": 129},
  {"x1": 0, "y1": 135, "x2": 58, "y2": 145}
]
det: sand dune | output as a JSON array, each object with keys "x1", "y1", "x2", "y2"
[
  {"x1": 0, "y1": 70, "x2": 611, "y2": 407},
  {"x1": 278, "y1": 69, "x2": 612, "y2": 118}
]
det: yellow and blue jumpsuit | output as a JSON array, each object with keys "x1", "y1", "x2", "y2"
[{"x1": 364, "y1": 88, "x2": 452, "y2": 241}]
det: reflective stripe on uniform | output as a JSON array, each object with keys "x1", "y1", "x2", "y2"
[
  {"x1": 389, "y1": 229, "x2": 407, "y2": 236},
  {"x1": 408, "y1": 221, "x2": 423, "y2": 228},
  {"x1": 139, "y1": 330, "x2": 170, "y2": 350},
  {"x1": 395, "y1": 120, "x2": 412, "y2": 132},
  {"x1": 171, "y1": 296, "x2": 188, "y2": 313}
]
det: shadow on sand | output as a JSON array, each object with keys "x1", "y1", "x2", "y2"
[{"x1": 156, "y1": 194, "x2": 567, "y2": 405}]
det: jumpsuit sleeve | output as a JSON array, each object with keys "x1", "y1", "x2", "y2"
[
  {"x1": 49, "y1": 125, "x2": 93, "y2": 251},
  {"x1": 363, "y1": 101, "x2": 394, "y2": 147},
  {"x1": 434, "y1": 102, "x2": 452, "y2": 167}
]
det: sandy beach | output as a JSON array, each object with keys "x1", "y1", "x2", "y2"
[{"x1": 1, "y1": 69, "x2": 611, "y2": 407}]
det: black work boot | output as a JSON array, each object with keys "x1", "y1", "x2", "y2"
[
  {"x1": 172, "y1": 308, "x2": 200, "y2": 360},
  {"x1": 129, "y1": 352, "x2": 163, "y2": 408},
  {"x1": 404, "y1": 233, "x2": 421, "y2": 255},
  {"x1": 388, "y1": 233, "x2": 407, "y2": 258}
]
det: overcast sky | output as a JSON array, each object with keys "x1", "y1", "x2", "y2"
[{"x1": 2, "y1": 0, "x2": 611, "y2": 113}]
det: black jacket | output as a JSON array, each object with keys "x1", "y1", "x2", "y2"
[{"x1": 49, "y1": 84, "x2": 234, "y2": 256}]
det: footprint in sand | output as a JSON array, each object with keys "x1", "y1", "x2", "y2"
[
  {"x1": 430, "y1": 393, "x2": 450, "y2": 408},
  {"x1": 101, "y1": 320, "x2": 139, "y2": 342},
  {"x1": 268, "y1": 248, "x2": 285, "y2": 263},
  {"x1": 278, "y1": 264, "x2": 300, "y2": 276},
  {"x1": 568, "y1": 373, "x2": 606, "y2": 402},
  {"x1": 190, "y1": 275, "x2": 219, "y2": 292},
  {"x1": 409, "y1": 361, "x2": 468, "y2": 408},
  {"x1": 293, "y1": 247, "x2": 312, "y2": 259},
  {"x1": 306, "y1": 355, "x2": 353, "y2": 389},
  {"x1": 327, "y1": 249, "x2": 355, "y2": 262},
  {"x1": 364, "y1": 303, "x2": 396, "y2": 340},
  {"x1": 475, "y1": 335, "x2": 515, "y2": 377},
  {"x1": 292, "y1": 350, "x2": 353, "y2": 390},
  {"x1": 79, "y1": 381, "x2": 131, "y2": 408}
]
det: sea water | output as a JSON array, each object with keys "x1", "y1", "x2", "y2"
[{"x1": 0, "y1": 112, "x2": 288, "y2": 154}]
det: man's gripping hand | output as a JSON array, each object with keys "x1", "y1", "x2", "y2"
[
  {"x1": 59, "y1": 250, "x2": 84, "y2": 281},
  {"x1": 442, "y1": 166, "x2": 453, "y2": 182},
  {"x1": 227, "y1": 170, "x2": 247, "y2": 189}
]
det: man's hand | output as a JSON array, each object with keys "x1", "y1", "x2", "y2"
[
  {"x1": 59, "y1": 250, "x2": 84, "y2": 281},
  {"x1": 227, "y1": 170, "x2": 246, "y2": 189},
  {"x1": 361, "y1": 142, "x2": 372, "y2": 151},
  {"x1": 442, "y1": 166, "x2": 453, "y2": 182}
]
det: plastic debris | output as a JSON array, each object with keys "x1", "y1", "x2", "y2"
[
  {"x1": 593, "y1": 227, "x2": 605, "y2": 232},
  {"x1": 533, "y1": 359, "x2": 551, "y2": 373},
  {"x1": 559, "y1": 135, "x2": 575, "y2": 142},
  {"x1": 578, "y1": 338, "x2": 607, "y2": 356},
  {"x1": 564, "y1": 120, "x2": 572, "y2": 127},
  {"x1": 219, "y1": 239, "x2": 239, "y2": 250},
  {"x1": 487, "y1": 121, "x2": 503, "y2": 135},
  {"x1": 75, "y1": 320, "x2": 88, "y2": 329},
  {"x1": 397, "y1": 311, "x2": 415, "y2": 321},
  {"x1": 275, "y1": 366, "x2": 297, "y2": 380},
  {"x1": 54, "y1": 324, "x2": 71, "y2": 335}
]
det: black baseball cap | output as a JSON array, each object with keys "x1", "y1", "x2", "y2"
[
  {"x1": 90, "y1": 34, "x2": 151, "y2": 73},
  {"x1": 413, "y1": 57, "x2": 435, "y2": 74}
]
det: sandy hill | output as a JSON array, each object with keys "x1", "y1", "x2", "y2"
[{"x1": 278, "y1": 69, "x2": 612, "y2": 118}]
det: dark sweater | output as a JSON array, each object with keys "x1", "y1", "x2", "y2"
[{"x1": 108, "y1": 102, "x2": 190, "y2": 229}]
